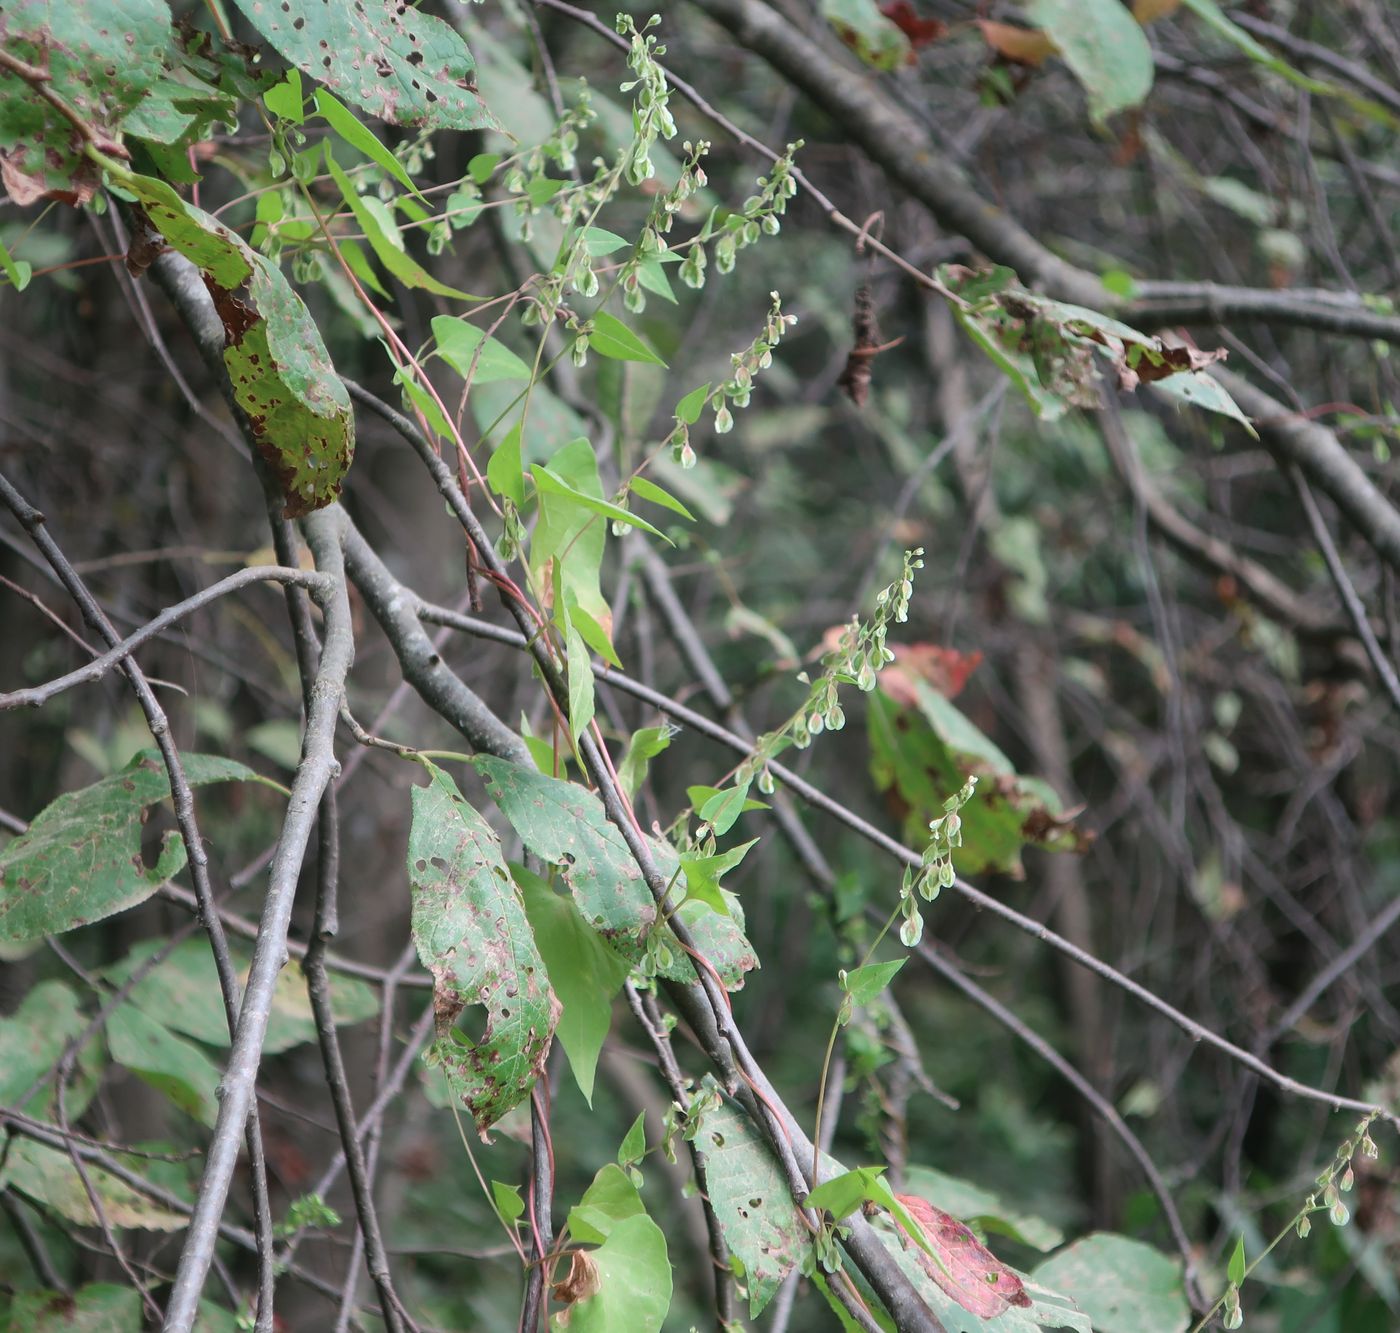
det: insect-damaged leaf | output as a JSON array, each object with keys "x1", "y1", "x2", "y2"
[
  {"x1": 473, "y1": 757, "x2": 758, "y2": 989},
  {"x1": 690, "y1": 1078, "x2": 806, "y2": 1317},
  {"x1": 940, "y1": 265, "x2": 1250, "y2": 431},
  {"x1": 472, "y1": 756, "x2": 656, "y2": 956},
  {"x1": 122, "y1": 173, "x2": 355, "y2": 514},
  {"x1": 229, "y1": 0, "x2": 495, "y2": 131},
  {"x1": 0, "y1": 0, "x2": 172, "y2": 206},
  {"x1": 0, "y1": 750, "x2": 257, "y2": 942},
  {"x1": 407, "y1": 760, "x2": 558, "y2": 1138}
]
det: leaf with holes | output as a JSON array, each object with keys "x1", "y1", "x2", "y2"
[
  {"x1": 121, "y1": 172, "x2": 355, "y2": 514},
  {"x1": 0, "y1": 750, "x2": 258, "y2": 943},
  {"x1": 690, "y1": 1079, "x2": 806, "y2": 1317},
  {"x1": 941, "y1": 265, "x2": 1251, "y2": 431},
  {"x1": 475, "y1": 758, "x2": 759, "y2": 988},
  {"x1": 408, "y1": 760, "x2": 558, "y2": 1138},
  {"x1": 230, "y1": 0, "x2": 495, "y2": 130},
  {"x1": 472, "y1": 756, "x2": 657, "y2": 958},
  {"x1": 0, "y1": 0, "x2": 172, "y2": 205}
]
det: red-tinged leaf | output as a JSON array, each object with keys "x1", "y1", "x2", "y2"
[
  {"x1": 879, "y1": 3, "x2": 948, "y2": 49},
  {"x1": 894, "y1": 1193, "x2": 1033, "y2": 1317},
  {"x1": 882, "y1": 644, "x2": 984, "y2": 705},
  {"x1": 976, "y1": 20, "x2": 1057, "y2": 67}
]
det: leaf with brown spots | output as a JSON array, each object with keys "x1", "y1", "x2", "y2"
[
  {"x1": 231, "y1": 0, "x2": 496, "y2": 131},
  {"x1": 408, "y1": 760, "x2": 558, "y2": 1138},
  {"x1": 473, "y1": 757, "x2": 759, "y2": 990},
  {"x1": 690, "y1": 1081, "x2": 806, "y2": 1317},
  {"x1": 0, "y1": 0, "x2": 171, "y2": 205},
  {"x1": 0, "y1": 750, "x2": 257, "y2": 943},
  {"x1": 121, "y1": 171, "x2": 355, "y2": 515},
  {"x1": 473, "y1": 755, "x2": 657, "y2": 960},
  {"x1": 895, "y1": 1192, "x2": 1033, "y2": 1317},
  {"x1": 939, "y1": 264, "x2": 1253, "y2": 432}
]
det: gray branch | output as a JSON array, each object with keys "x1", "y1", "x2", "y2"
[
  {"x1": 163, "y1": 507, "x2": 355, "y2": 1331},
  {"x1": 0, "y1": 565, "x2": 331, "y2": 711}
]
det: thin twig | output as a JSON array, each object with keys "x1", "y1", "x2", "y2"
[
  {"x1": 305, "y1": 787, "x2": 415, "y2": 1333},
  {"x1": 414, "y1": 598, "x2": 1399, "y2": 1131},
  {"x1": 0, "y1": 469, "x2": 282, "y2": 1319},
  {"x1": 1286, "y1": 463, "x2": 1400, "y2": 714},
  {"x1": 625, "y1": 984, "x2": 737, "y2": 1330},
  {"x1": 0, "y1": 565, "x2": 331, "y2": 710}
]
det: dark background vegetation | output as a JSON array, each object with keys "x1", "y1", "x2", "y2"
[{"x1": 2, "y1": 1, "x2": 1400, "y2": 1329}]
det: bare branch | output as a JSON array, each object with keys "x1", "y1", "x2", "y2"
[
  {"x1": 0, "y1": 565, "x2": 331, "y2": 711},
  {"x1": 164, "y1": 508, "x2": 355, "y2": 1332}
]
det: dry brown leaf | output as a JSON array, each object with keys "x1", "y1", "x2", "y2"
[
  {"x1": 976, "y1": 20, "x2": 1056, "y2": 68},
  {"x1": 552, "y1": 1249, "x2": 601, "y2": 1316},
  {"x1": 1133, "y1": 0, "x2": 1183, "y2": 22}
]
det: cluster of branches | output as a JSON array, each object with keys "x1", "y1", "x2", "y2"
[{"x1": 2, "y1": 2, "x2": 1400, "y2": 1331}]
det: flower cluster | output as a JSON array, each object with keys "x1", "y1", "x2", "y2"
[
  {"x1": 733, "y1": 548, "x2": 923, "y2": 797},
  {"x1": 898, "y1": 777, "x2": 977, "y2": 948},
  {"x1": 680, "y1": 142, "x2": 801, "y2": 290},
  {"x1": 617, "y1": 14, "x2": 677, "y2": 186},
  {"x1": 665, "y1": 292, "x2": 798, "y2": 467}
]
